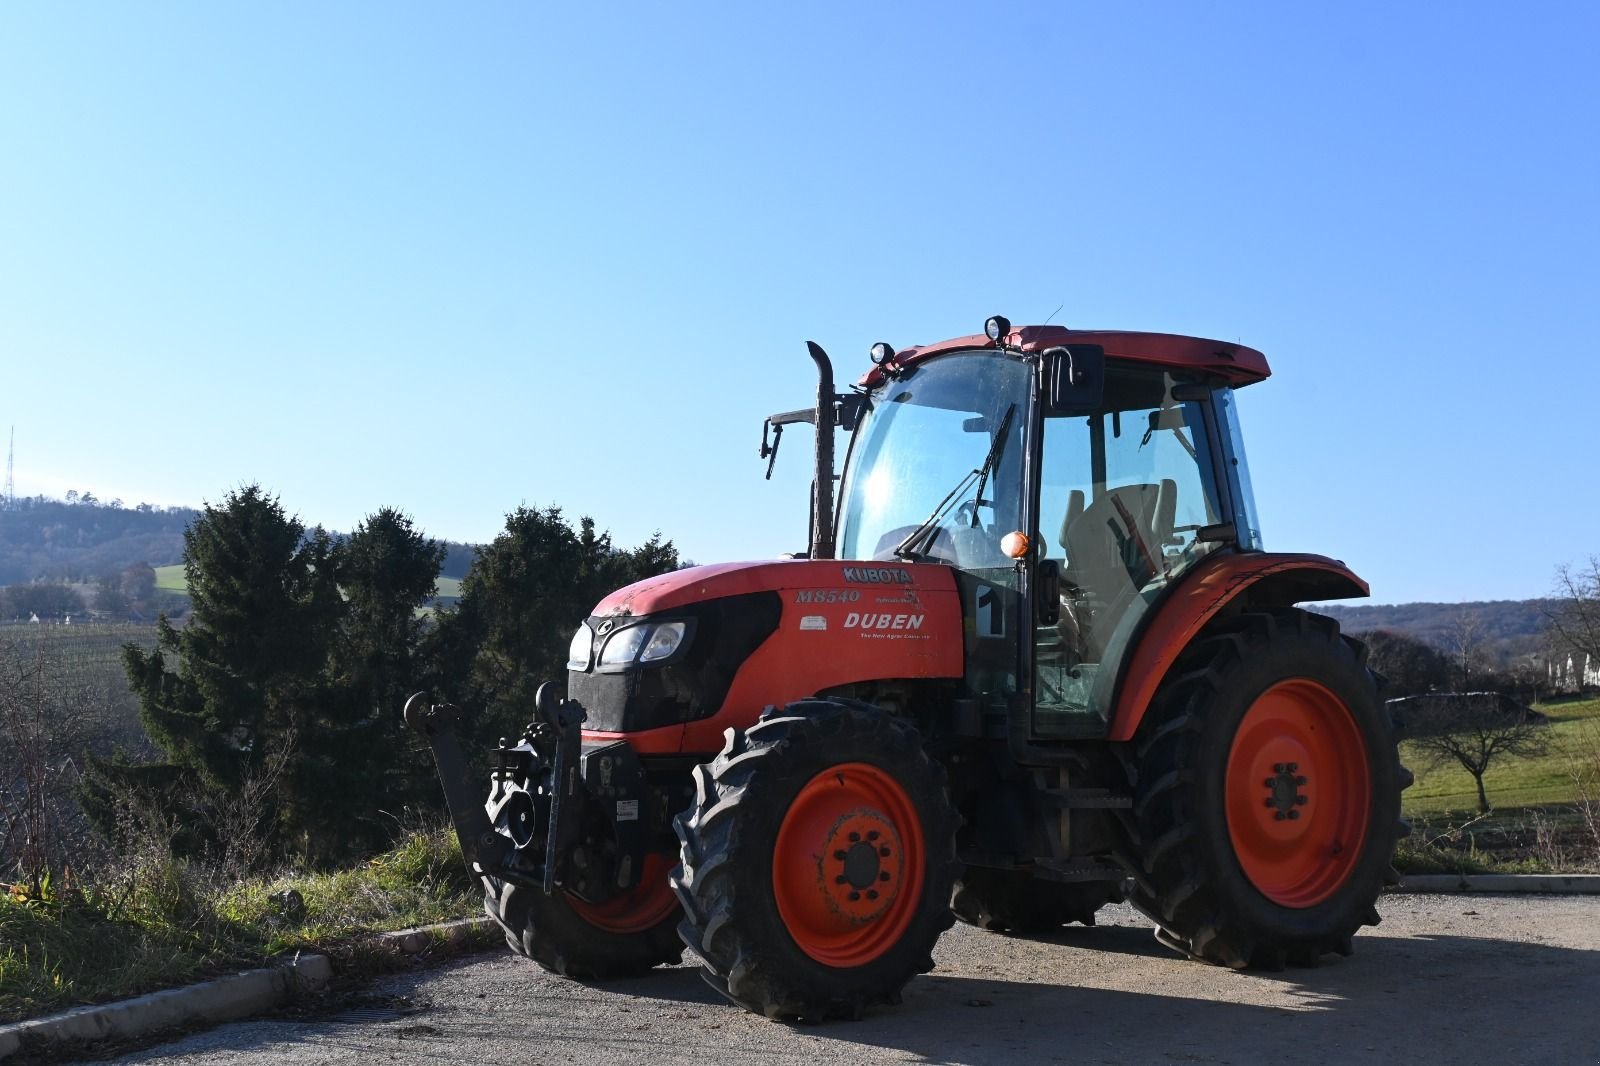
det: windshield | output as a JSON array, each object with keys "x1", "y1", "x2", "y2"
[{"x1": 837, "y1": 352, "x2": 1031, "y2": 567}]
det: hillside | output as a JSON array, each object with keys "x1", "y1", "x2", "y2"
[
  {"x1": 1315, "y1": 598, "x2": 1555, "y2": 665},
  {"x1": 0, "y1": 497, "x2": 195, "y2": 584},
  {"x1": 1, "y1": 496, "x2": 476, "y2": 587}
]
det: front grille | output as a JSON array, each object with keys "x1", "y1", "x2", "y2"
[{"x1": 567, "y1": 591, "x2": 781, "y2": 732}]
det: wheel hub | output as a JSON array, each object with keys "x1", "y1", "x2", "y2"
[
  {"x1": 772, "y1": 761, "x2": 926, "y2": 967},
  {"x1": 1225, "y1": 679, "x2": 1372, "y2": 909},
  {"x1": 1264, "y1": 762, "x2": 1310, "y2": 821},
  {"x1": 822, "y1": 812, "x2": 902, "y2": 921}
]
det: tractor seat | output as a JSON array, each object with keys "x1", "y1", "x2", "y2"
[{"x1": 1056, "y1": 481, "x2": 1178, "y2": 648}]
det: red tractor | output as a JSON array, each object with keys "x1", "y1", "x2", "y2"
[{"x1": 407, "y1": 317, "x2": 1409, "y2": 1021}]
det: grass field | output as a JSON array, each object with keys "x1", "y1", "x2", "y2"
[
  {"x1": 152, "y1": 563, "x2": 186, "y2": 592},
  {"x1": 1400, "y1": 696, "x2": 1600, "y2": 816},
  {"x1": 152, "y1": 565, "x2": 462, "y2": 603}
]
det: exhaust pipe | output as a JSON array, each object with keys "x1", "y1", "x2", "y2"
[{"x1": 807, "y1": 341, "x2": 836, "y2": 560}]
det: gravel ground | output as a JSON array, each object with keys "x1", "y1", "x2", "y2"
[{"x1": 111, "y1": 894, "x2": 1600, "y2": 1066}]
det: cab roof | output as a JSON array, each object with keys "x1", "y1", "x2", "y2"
[{"x1": 858, "y1": 326, "x2": 1270, "y2": 389}]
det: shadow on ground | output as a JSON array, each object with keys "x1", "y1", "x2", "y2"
[{"x1": 106, "y1": 927, "x2": 1600, "y2": 1066}]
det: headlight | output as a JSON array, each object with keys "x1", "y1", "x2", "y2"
[
  {"x1": 566, "y1": 624, "x2": 593, "y2": 670},
  {"x1": 594, "y1": 620, "x2": 690, "y2": 668},
  {"x1": 598, "y1": 625, "x2": 648, "y2": 667},
  {"x1": 639, "y1": 622, "x2": 686, "y2": 662}
]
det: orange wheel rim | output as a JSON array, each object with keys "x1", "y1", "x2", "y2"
[
  {"x1": 1226, "y1": 679, "x2": 1371, "y2": 908},
  {"x1": 772, "y1": 762, "x2": 925, "y2": 968},
  {"x1": 565, "y1": 852, "x2": 679, "y2": 934}
]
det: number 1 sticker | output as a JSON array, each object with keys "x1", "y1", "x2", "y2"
[{"x1": 975, "y1": 584, "x2": 1004, "y2": 638}]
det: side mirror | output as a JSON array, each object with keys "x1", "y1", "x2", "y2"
[{"x1": 1045, "y1": 345, "x2": 1105, "y2": 414}]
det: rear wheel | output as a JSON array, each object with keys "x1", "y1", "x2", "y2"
[
  {"x1": 671, "y1": 699, "x2": 959, "y2": 1020},
  {"x1": 1129, "y1": 609, "x2": 1410, "y2": 969},
  {"x1": 951, "y1": 867, "x2": 1122, "y2": 933},
  {"x1": 483, "y1": 851, "x2": 683, "y2": 979}
]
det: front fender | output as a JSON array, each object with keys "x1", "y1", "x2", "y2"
[{"x1": 1106, "y1": 553, "x2": 1368, "y2": 743}]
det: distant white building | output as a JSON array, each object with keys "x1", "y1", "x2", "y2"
[{"x1": 1550, "y1": 652, "x2": 1600, "y2": 692}]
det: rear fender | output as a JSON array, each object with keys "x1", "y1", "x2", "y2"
[{"x1": 1106, "y1": 553, "x2": 1368, "y2": 743}]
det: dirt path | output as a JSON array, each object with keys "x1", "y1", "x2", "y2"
[{"x1": 113, "y1": 894, "x2": 1600, "y2": 1066}]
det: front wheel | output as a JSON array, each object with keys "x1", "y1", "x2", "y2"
[
  {"x1": 1129, "y1": 609, "x2": 1410, "y2": 969},
  {"x1": 671, "y1": 699, "x2": 960, "y2": 1020},
  {"x1": 483, "y1": 852, "x2": 683, "y2": 979}
]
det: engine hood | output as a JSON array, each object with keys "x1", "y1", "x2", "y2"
[{"x1": 593, "y1": 558, "x2": 957, "y2": 616}]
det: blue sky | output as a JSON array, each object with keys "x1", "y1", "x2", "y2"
[{"x1": 1, "y1": 2, "x2": 1595, "y2": 604}]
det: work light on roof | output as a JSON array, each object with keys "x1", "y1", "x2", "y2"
[
  {"x1": 869, "y1": 342, "x2": 896, "y2": 366},
  {"x1": 984, "y1": 315, "x2": 1011, "y2": 342}
]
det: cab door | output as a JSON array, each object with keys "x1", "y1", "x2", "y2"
[{"x1": 1029, "y1": 366, "x2": 1231, "y2": 738}]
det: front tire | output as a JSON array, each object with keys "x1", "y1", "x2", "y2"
[
  {"x1": 483, "y1": 851, "x2": 683, "y2": 979},
  {"x1": 671, "y1": 699, "x2": 960, "y2": 1020},
  {"x1": 1129, "y1": 609, "x2": 1410, "y2": 969}
]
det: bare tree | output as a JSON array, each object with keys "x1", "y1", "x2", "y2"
[
  {"x1": 1566, "y1": 722, "x2": 1600, "y2": 864},
  {"x1": 1405, "y1": 692, "x2": 1550, "y2": 814},
  {"x1": 0, "y1": 637, "x2": 110, "y2": 892},
  {"x1": 209, "y1": 726, "x2": 297, "y2": 882},
  {"x1": 1445, "y1": 612, "x2": 1489, "y2": 693}
]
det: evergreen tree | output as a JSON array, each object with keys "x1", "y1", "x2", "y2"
[
  {"x1": 107, "y1": 486, "x2": 341, "y2": 858},
  {"x1": 320, "y1": 508, "x2": 447, "y2": 848},
  {"x1": 432, "y1": 508, "x2": 680, "y2": 749}
]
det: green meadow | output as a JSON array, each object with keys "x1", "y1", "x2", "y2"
[{"x1": 153, "y1": 565, "x2": 462, "y2": 602}]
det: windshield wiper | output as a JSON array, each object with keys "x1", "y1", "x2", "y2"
[{"x1": 893, "y1": 404, "x2": 1016, "y2": 562}]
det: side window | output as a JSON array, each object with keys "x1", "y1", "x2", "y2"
[
  {"x1": 1038, "y1": 415, "x2": 1092, "y2": 562},
  {"x1": 1103, "y1": 402, "x2": 1220, "y2": 570}
]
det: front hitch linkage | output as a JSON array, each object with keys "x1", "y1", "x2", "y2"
[{"x1": 403, "y1": 684, "x2": 586, "y2": 891}]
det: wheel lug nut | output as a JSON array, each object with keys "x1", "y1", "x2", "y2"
[
  {"x1": 1274, "y1": 763, "x2": 1286, "y2": 773},
  {"x1": 1274, "y1": 812, "x2": 1286, "y2": 821},
  {"x1": 848, "y1": 891, "x2": 861, "y2": 901},
  {"x1": 879, "y1": 871, "x2": 890, "y2": 882},
  {"x1": 867, "y1": 890, "x2": 879, "y2": 900},
  {"x1": 867, "y1": 830, "x2": 879, "y2": 841},
  {"x1": 848, "y1": 832, "x2": 861, "y2": 842},
  {"x1": 1287, "y1": 810, "x2": 1300, "y2": 821},
  {"x1": 1264, "y1": 799, "x2": 1275, "y2": 808},
  {"x1": 1287, "y1": 762, "x2": 1298, "y2": 772},
  {"x1": 836, "y1": 875, "x2": 848, "y2": 885},
  {"x1": 1295, "y1": 796, "x2": 1308, "y2": 806},
  {"x1": 1264, "y1": 778, "x2": 1276, "y2": 788},
  {"x1": 879, "y1": 846, "x2": 891, "y2": 857},
  {"x1": 833, "y1": 850, "x2": 848, "y2": 860},
  {"x1": 1296, "y1": 776, "x2": 1308, "y2": 786}
]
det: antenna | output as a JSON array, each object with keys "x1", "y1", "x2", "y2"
[{"x1": 2, "y1": 427, "x2": 12, "y2": 508}]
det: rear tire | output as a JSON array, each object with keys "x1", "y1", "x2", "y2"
[
  {"x1": 951, "y1": 867, "x2": 1122, "y2": 933},
  {"x1": 1129, "y1": 609, "x2": 1410, "y2": 969},
  {"x1": 671, "y1": 699, "x2": 959, "y2": 1020},
  {"x1": 482, "y1": 855, "x2": 683, "y2": 979}
]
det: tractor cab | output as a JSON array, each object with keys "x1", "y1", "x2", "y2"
[{"x1": 830, "y1": 319, "x2": 1269, "y2": 739}]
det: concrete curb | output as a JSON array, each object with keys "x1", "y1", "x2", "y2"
[
  {"x1": 373, "y1": 916, "x2": 495, "y2": 955},
  {"x1": 1394, "y1": 873, "x2": 1600, "y2": 894},
  {"x1": 0, "y1": 953, "x2": 331, "y2": 1062},
  {"x1": 0, "y1": 915, "x2": 498, "y2": 1061}
]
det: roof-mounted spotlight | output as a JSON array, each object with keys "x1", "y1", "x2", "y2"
[
  {"x1": 984, "y1": 315, "x2": 1011, "y2": 343},
  {"x1": 869, "y1": 342, "x2": 897, "y2": 366}
]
